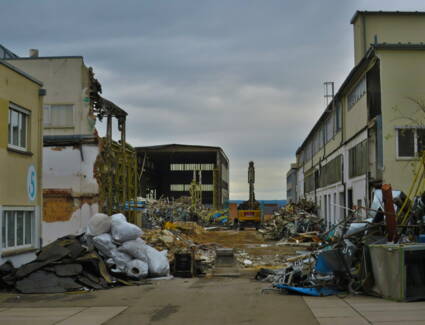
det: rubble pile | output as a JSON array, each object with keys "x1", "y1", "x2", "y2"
[
  {"x1": 258, "y1": 200, "x2": 323, "y2": 241},
  {"x1": 142, "y1": 221, "x2": 217, "y2": 274},
  {"x1": 0, "y1": 213, "x2": 170, "y2": 294},
  {"x1": 256, "y1": 216, "x2": 372, "y2": 296},
  {"x1": 141, "y1": 197, "x2": 219, "y2": 228},
  {"x1": 257, "y1": 189, "x2": 425, "y2": 298}
]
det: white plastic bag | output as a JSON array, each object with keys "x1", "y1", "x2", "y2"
[
  {"x1": 110, "y1": 249, "x2": 132, "y2": 272},
  {"x1": 93, "y1": 233, "x2": 116, "y2": 258},
  {"x1": 111, "y1": 213, "x2": 127, "y2": 225},
  {"x1": 87, "y1": 213, "x2": 111, "y2": 236},
  {"x1": 126, "y1": 259, "x2": 149, "y2": 279},
  {"x1": 111, "y1": 221, "x2": 143, "y2": 242},
  {"x1": 118, "y1": 238, "x2": 148, "y2": 262},
  {"x1": 144, "y1": 245, "x2": 169, "y2": 276}
]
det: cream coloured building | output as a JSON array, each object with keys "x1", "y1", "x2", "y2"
[
  {"x1": 289, "y1": 11, "x2": 425, "y2": 226},
  {"x1": 0, "y1": 60, "x2": 44, "y2": 266},
  {"x1": 7, "y1": 51, "x2": 135, "y2": 245}
]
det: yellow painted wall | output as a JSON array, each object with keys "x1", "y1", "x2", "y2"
[
  {"x1": 344, "y1": 92, "x2": 367, "y2": 141},
  {"x1": 354, "y1": 14, "x2": 425, "y2": 63},
  {"x1": 325, "y1": 132, "x2": 342, "y2": 157},
  {"x1": 0, "y1": 63, "x2": 43, "y2": 207},
  {"x1": 312, "y1": 148, "x2": 324, "y2": 166},
  {"x1": 378, "y1": 49, "x2": 425, "y2": 193}
]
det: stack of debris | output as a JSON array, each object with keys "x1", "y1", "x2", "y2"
[
  {"x1": 257, "y1": 189, "x2": 425, "y2": 298},
  {"x1": 256, "y1": 216, "x2": 371, "y2": 296},
  {"x1": 142, "y1": 221, "x2": 217, "y2": 275},
  {"x1": 141, "y1": 197, "x2": 229, "y2": 228},
  {"x1": 258, "y1": 200, "x2": 323, "y2": 241},
  {"x1": 0, "y1": 213, "x2": 170, "y2": 294}
]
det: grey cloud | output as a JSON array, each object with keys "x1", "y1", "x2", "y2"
[{"x1": 2, "y1": 0, "x2": 424, "y2": 199}]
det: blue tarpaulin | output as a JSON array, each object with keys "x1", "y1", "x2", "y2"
[{"x1": 274, "y1": 284, "x2": 340, "y2": 296}]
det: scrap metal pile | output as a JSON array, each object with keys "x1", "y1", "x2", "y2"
[
  {"x1": 257, "y1": 188, "x2": 425, "y2": 298},
  {"x1": 0, "y1": 213, "x2": 170, "y2": 294},
  {"x1": 257, "y1": 212, "x2": 379, "y2": 296},
  {"x1": 258, "y1": 200, "x2": 324, "y2": 242}
]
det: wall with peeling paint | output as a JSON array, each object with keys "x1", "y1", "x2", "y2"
[{"x1": 42, "y1": 144, "x2": 99, "y2": 245}]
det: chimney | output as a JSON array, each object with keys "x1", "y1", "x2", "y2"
[{"x1": 29, "y1": 49, "x2": 39, "y2": 58}]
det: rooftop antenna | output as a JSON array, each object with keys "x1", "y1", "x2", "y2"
[{"x1": 324, "y1": 81, "x2": 334, "y2": 107}]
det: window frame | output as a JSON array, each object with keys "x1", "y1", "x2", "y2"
[
  {"x1": 349, "y1": 140, "x2": 367, "y2": 179},
  {"x1": 347, "y1": 77, "x2": 366, "y2": 110},
  {"x1": 8, "y1": 103, "x2": 30, "y2": 152},
  {"x1": 43, "y1": 104, "x2": 74, "y2": 128},
  {"x1": 1, "y1": 207, "x2": 36, "y2": 251},
  {"x1": 396, "y1": 127, "x2": 425, "y2": 160}
]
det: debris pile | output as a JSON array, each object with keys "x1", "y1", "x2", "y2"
[
  {"x1": 257, "y1": 216, "x2": 371, "y2": 296},
  {"x1": 257, "y1": 189, "x2": 425, "y2": 298},
  {"x1": 141, "y1": 197, "x2": 230, "y2": 229},
  {"x1": 258, "y1": 200, "x2": 323, "y2": 241},
  {"x1": 0, "y1": 213, "x2": 170, "y2": 294},
  {"x1": 142, "y1": 221, "x2": 217, "y2": 274}
]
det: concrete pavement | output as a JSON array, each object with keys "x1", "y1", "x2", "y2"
[
  {"x1": 1, "y1": 276, "x2": 425, "y2": 324},
  {"x1": 0, "y1": 276, "x2": 318, "y2": 325}
]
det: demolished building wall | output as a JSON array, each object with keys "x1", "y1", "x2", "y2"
[
  {"x1": 6, "y1": 54, "x2": 138, "y2": 246},
  {"x1": 42, "y1": 138, "x2": 99, "y2": 244}
]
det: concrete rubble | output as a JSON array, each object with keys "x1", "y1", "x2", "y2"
[
  {"x1": 142, "y1": 221, "x2": 217, "y2": 274},
  {"x1": 258, "y1": 200, "x2": 323, "y2": 242}
]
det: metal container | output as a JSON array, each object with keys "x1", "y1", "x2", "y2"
[{"x1": 368, "y1": 243, "x2": 425, "y2": 301}]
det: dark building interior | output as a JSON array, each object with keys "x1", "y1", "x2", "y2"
[{"x1": 136, "y1": 144, "x2": 229, "y2": 208}]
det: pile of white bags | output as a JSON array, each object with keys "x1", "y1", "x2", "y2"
[{"x1": 88, "y1": 213, "x2": 169, "y2": 279}]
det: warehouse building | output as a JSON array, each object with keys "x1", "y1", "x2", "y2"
[
  {"x1": 136, "y1": 144, "x2": 229, "y2": 208},
  {"x1": 287, "y1": 11, "x2": 425, "y2": 227}
]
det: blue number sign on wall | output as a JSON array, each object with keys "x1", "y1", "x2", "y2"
[{"x1": 27, "y1": 165, "x2": 37, "y2": 201}]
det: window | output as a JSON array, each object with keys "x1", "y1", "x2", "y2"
[
  {"x1": 170, "y1": 163, "x2": 215, "y2": 171},
  {"x1": 396, "y1": 128, "x2": 425, "y2": 158},
  {"x1": 1, "y1": 209, "x2": 34, "y2": 249},
  {"x1": 349, "y1": 140, "x2": 367, "y2": 178},
  {"x1": 348, "y1": 77, "x2": 366, "y2": 110},
  {"x1": 170, "y1": 184, "x2": 187, "y2": 191},
  {"x1": 170, "y1": 184, "x2": 213, "y2": 191},
  {"x1": 8, "y1": 104, "x2": 29, "y2": 150},
  {"x1": 44, "y1": 104, "x2": 74, "y2": 127},
  {"x1": 304, "y1": 173, "x2": 315, "y2": 193},
  {"x1": 325, "y1": 114, "x2": 334, "y2": 143},
  {"x1": 319, "y1": 155, "x2": 342, "y2": 187},
  {"x1": 335, "y1": 103, "x2": 342, "y2": 132},
  {"x1": 398, "y1": 129, "x2": 415, "y2": 157},
  {"x1": 201, "y1": 184, "x2": 214, "y2": 191}
]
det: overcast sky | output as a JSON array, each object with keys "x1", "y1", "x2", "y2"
[{"x1": 2, "y1": 1, "x2": 425, "y2": 199}]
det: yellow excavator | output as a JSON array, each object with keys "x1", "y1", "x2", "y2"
[{"x1": 234, "y1": 161, "x2": 261, "y2": 230}]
